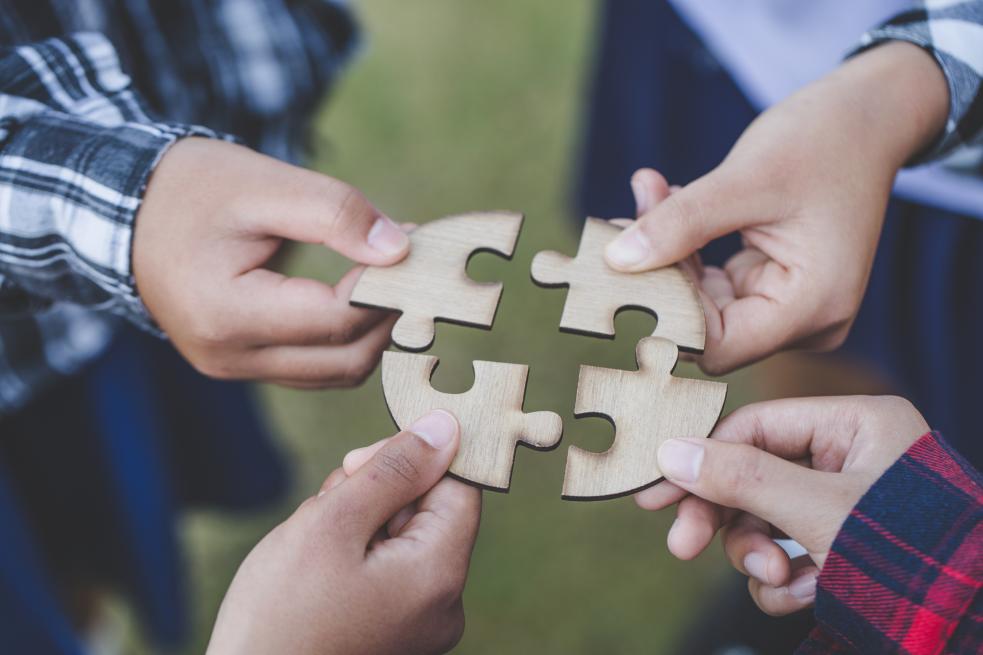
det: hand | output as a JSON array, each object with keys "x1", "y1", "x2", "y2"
[
  {"x1": 635, "y1": 395, "x2": 929, "y2": 616},
  {"x1": 604, "y1": 42, "x2": 949, "y2": 374},
  {"x1": 207, "y1": 410, "x2": 482, "y2": 655},
  {"x1": 134, "y1": 138, "x2": 411, "y2": 388}
]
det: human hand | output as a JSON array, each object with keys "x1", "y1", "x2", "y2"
[
  {"x1": 134, "y1": 137, "x2": 410, "y2": 388},
  {"x1": 206, "y1": 410, "x2": 482, "y2": 655},
  {"x1": 635, "y1": 395, "x2": 929, "y2": 615},
  {"x1": 604, "y1": 42, "x2": 949, "y2": 374}
]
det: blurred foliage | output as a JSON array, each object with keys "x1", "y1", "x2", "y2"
[{"x1": 176, "y1": 1, "x2": 759, "y2": 653}]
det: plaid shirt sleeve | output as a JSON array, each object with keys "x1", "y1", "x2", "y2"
[
  {"x1": 0, "y1": 32, "x2": 226, "y2": 331},
  {"x1": 851, "y1": 0, "x2": 983, "y2": 163},
  {"x1": 796, "y1": 432, "x2": 983, "y2": 655}
]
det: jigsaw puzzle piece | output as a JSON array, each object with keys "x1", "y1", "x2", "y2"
[
  {"x1": 561, "y1": 337, "x2": 726, "y2": 500},
  {"x1": 351, "y1": 211, "x2": 523, "y2": 351},
  {"x1": 381, "y1": 350, "x2": 563, "y2": 491},
  {"x1": 531, "y1": 218, "x2": 707, "y2": 351}
]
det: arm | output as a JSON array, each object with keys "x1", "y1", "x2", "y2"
[
  {"x1": 1, "y1": 32, "x2": 412, "y2": 389},
  {"x1": 0, "y1": 32, "x2": 222, "y2": 328},
  {"x1": 634, "y1": 397, "x2": 982, "y2": 654},
  {"x1": 602, "y1": 2, "x2": 981, "y2": 375},
  {"x1": 852, "y1": 0, "x2": 983, "y2": 161}
]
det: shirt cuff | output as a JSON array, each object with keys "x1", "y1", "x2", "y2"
[
  {"x1": 813, "y1": 432, "x2": 983, "y2": 654},
  {"x1": 0, "y1": 115, "x2": 228, "y2": 335}
]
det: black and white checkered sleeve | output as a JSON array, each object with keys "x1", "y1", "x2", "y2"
[
  {"x1": 0, "y1": 32, "x2": 225, "y2": 331},
  {"x1": 853, "y1": 0, "x2": 983, "y2": 163}
]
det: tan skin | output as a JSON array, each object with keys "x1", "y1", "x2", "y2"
[
  {"x1": 188, "y1": 42, "x2": 953, "y2": 651},
  {"x1": 605, "y1": 42, "x2": 950, "y2": 376},
  {"x1": 206, "y1": 410, "x2": 482, "y2": 655},
  {"x1": 638, "y1": 395, "x2": 930, "y2": 616},
  {"x1": 612, "y1": 43, "x2": 951, "y2": 616},
  {"x1": 133, "y1": 138, "x2": 411, "y2": 389}
]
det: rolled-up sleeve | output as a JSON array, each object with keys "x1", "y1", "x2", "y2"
[
  {"x1": 0, "y1": 32, "x2": 226, "y2": 331},
  {"x1": 852, "y1": 0, "x2": 983, "y2": 163}
]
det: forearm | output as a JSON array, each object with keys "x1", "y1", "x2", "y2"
[
  {"x1": 852, "y1": 0, "x2": 983, "y2": 162},
  {"x1": 828, "y1": 41, "x2": 950, "y2": 171}
]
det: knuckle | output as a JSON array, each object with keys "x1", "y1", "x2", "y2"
[
  {"x1": 341, "y1": 353, "x2": 377, "y2": 386},
  {"x1": 370, "y1": 447, "x2": 421, "y2": 487},
  {"x1": 717, "y1": 449, "x2": 763, "y2": 505},
  {"x1": 322, "y1": 181, "x2": 374, "y2": 237}
]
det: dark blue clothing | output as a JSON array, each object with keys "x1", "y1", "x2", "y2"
[
  {"x1": 0, "y1": 331, "x2": 287, "y2": 651},
  {"x1": 578, "y1": 0, "x2": 983, "y2": 469},
  {"x1": 0, "y1": 2, "x2": 356, "y2": 651}
]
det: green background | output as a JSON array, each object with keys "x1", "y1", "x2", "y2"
[{"x1": 160, "y1": 2, "x2": 764, "y2": 652}]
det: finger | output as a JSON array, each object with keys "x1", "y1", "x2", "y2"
[
  {"x1": 634, "y1": 481, "x2": 688, "y2": 511},
  {"x1": 386, "y1": 503, "x2": 417, "y2": 538},
  {"x1": 667, "y1": 495, "x2": 727, "y2": 561},
  {"x1": 697, "y1": 293, "x2": 798, "y2": 375},
  {"x1": 723, "y1": 513, "x2": 792, "y2": 587},
  {"x1": 748, "y1": 561, "x2": 819, "y2": 616},
  {"x1": 246, "y1": 164, "x2": 410, "y2": 265},
  {"x1": 343, "y1": 437, "x2": 392, "y2": 475},
  {"x1": 707, "y1": 396, "x2": 872, "y2": 463},
  {"x1": 328, "y1": 411, "x2": 460, "y2": 541},
  {"x1": 319, "y1": 468, "x2": 349, "y2": 494},
  {"x1": 229, "y1": 266, "x2": 390, "y2": 347},
  {"x1": 630, "y1": 167, "x2": 671, "y2": 216},
  {"x1": 605, "y1": 168, "x2": 768, "y2": 272},
  {"x1": 656, "y1": 437, "x2": 854, "y2": 554},
  {"x1": 247, "y1": 315, "x2": 396, "y2": 387},
  {"x1": 401, "y1": 476, "x2": 482, "y2": 559}
]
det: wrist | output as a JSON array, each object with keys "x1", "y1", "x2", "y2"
[{"x1": 826, "y1": 41, "x2": 949, "y2": 171}]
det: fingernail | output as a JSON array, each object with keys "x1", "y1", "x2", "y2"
[
  {"x1": 658, "y1": 439, "x2": 704, "y2": 483},
  {"x1": 409, "y1": 410, "x2": 457, "y2": 449},
  {"x1": 342, "y1": 447, "x2": 365, "y2": 473},
  {"x1": 789, "y1": 571, "x2": 818, "y2": 602},
  {"x1": 744, "y1": 552, "x2": 770, "y2": 583},
  {"x1": 667, "y1": 519, "x2": 680, "y2": 548},
  {"x1": 605, "y1": 227, "x2": 652, "y2": 268},
  {"x1": 367, "y1": 216, "x2": 410, "y2": 256},
  {"x1": 631, "y1": 178, "x2": 651, "y2": 214}
]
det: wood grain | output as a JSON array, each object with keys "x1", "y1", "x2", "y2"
[
  {"x1": 562, "y1": 337, "x2": 727, "y2": 500},
  {"x1": 531, "y1": 218, "x2": 706, "y2": 352},
  {"x1": 350, "y1": 211, "x2": 523, "y2": 351},
  {"x1": 382, "y1": 350, "x2": 563, "y2": 491}
]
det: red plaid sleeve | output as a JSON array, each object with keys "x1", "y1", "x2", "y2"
[{"x1": 796, "y1": 432, "x2": 983, "y2": 654}]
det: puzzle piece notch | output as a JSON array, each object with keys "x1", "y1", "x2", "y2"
[
  {"x1": 561, "y1": 337, "x2": 727, "y2": 500},
  {"x1": 351, "y1": 211, "x2": 523, "y2": 351},
  {"x1": 531, "y1": 218, "x2": 707, "y2": 352},
  {"x1": 381, "y1": 350, "x2": 563, "y2": 491}
]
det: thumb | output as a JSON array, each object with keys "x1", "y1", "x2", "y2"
[
  {"x1": 248, "y1": 161, "x2": 410, "y2": 266},
  {"x1": 657, "y1": 438, "x2": 853, "y2": 555},
  {"x1": 605, "y1": 168, "x2": 759, "y2": 272},
  {"x1": 330, "y1": 410, "x2": 460, "y2": 540}
]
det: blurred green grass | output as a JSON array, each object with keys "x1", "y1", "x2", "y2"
[{"x1": 177, "y1": 2, "x2": 760, "y2": 652}]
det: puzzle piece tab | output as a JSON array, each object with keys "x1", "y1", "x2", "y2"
[
  {"x1": 562, "y1": 337, "x2": 726, "y2": 500},
  {"x1": 382, "y1": 350, "x2": 563, "y2": 491},
  {"x1": 531, "y1": 218, "x2": 706, "y2": 351},
  {"x1": 350, "y1": 211, "x2": 522, "y2": 351}
]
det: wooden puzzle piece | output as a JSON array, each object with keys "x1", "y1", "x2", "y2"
[
  {"x1": 382, "y1": 350, "x2": 563, "y2": 491},
  {"x1": 531, "y1": 218, "x2": 706, "y2": 351},
  {"x1": 350, "y1": 211, "x2": 523, "y2": 351},
  {"x1": 562, "y1": 337, "x2": 726, "y2": 500}
]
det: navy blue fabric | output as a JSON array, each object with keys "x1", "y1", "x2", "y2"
[
  {"x1": 0, "y1": 329, "x2": 287, "y2": 649},
  {"x1": 577, "y1": 0, "x2": 983, "y2": 469}
]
